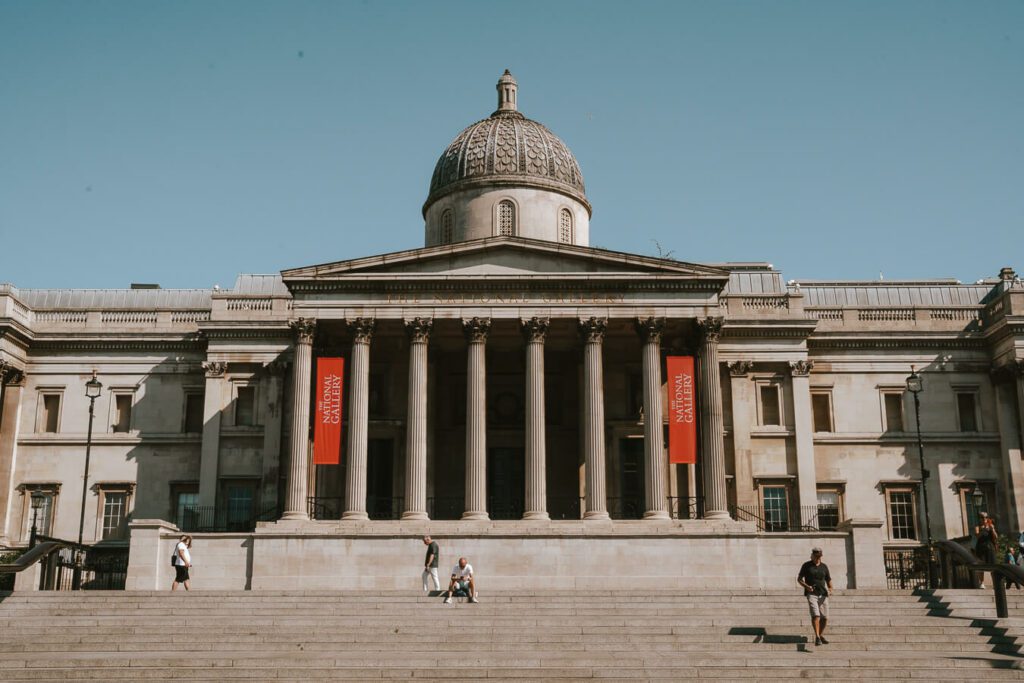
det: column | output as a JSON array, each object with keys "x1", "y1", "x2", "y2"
[
  {"x1": 403, "y1": 317, "x2": 432, "y2": 521},
  {"x1": 580, "y1": 317, "x2": 610, "y2": 520},
  {"x1": 0, "y1": 363, "x2": 25, "y2": 542},
  {"x1": 790, "y1": 360, "x2": 818, "y2": 526},
  {"x1": 995, "y1": 363, "x2": 1024, "y2": 531},
  {"x1": 727, "y1": 361, "x2": 756, "y2": 508},
  {"x1": 198, "y1": 361, "x2": 229, "y2": 509},
  {"x1": 637, "y1": 317, "x2": 669, "y2": 520},
  {"x1": 343, "y1": 317, "x2": 375, "y2": 521},
  {"x1": 260, "y1": 360, "x2": 288, "y2": 515},
  {"x1": 697, "y1": 316, "x2": 729, "y2": 520},
  {"x1": 522, "y1": 317, "x2": 550, "y2": 520},
  {"x1": 462, "y1": 317, "x2": 490, "y2": 520},
  {"x1": 282, "y1": 318, "x2": 315, "y2": 520}
]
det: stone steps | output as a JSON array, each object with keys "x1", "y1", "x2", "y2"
[{"x1": 0, "y1": 589, "x2": 1020, "y2": 681}]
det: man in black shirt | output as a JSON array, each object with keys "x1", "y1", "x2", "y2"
[
  {"x1": 422, "y1": 535, "x2": 440, "y2": 592},
  {"x1": 797, "y1": 547, "x2": 833, "y2": 646}
]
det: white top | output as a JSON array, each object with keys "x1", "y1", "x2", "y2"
[
  {"x1": 452, "y1": 563, "x2": 473, "y2": 579},
  {"x1": 175, "y1": 542, "x2": 191, "y2": 566}
]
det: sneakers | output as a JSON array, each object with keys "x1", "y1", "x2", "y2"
[
  {"x1": 443, "y1": 597, "x2": 452, "y2": 604},
  {"x1": 819, "y1": 636, "x2": 829, "y2": 645},
  {"x1": 814, "y1": 636, "x2": 822, "y2": 646}
]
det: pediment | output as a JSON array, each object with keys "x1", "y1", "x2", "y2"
[{"x1": 282, "y1": 237, "x2": 727, "y2": 281}]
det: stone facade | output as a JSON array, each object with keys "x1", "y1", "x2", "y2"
[{"x1": 1, "y1": 72, "x2": 1023, "y2": 590}]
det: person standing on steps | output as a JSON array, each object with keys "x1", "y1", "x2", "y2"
[
  {"x1": 422, "y1": 535, "x2": 440, "y2": 593},
  {"x1": 443, "y1": 557, "x2": 478, "y2": 604},
  {"x1": 975, "y1": 512, "x2": 998, "y2": 589},
  {"x1": 797, "y1": 547, "x2": 833, "y2": 646},
  {"x1": 171, "y1": 535, "x2": 192, "y2": 591}
]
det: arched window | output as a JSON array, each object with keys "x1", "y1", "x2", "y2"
[
  {"x1": 441, "y1": 209, "x2": 453, "y2": 244},
  {"x1": 559, "y1": 208, "x2": 573, "y2": 244},
  {"x1": 497, "y1": 200, "x2": 515, "y2": 236}
]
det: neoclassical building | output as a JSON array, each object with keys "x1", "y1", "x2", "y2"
[{"x1": 1, "y1": 72, "x2": 1022, "y2": 589}]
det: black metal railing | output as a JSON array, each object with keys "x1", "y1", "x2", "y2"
[
  {"x1": 176, "y1": 504, "x2": 277, "y2": 532},
  {"x1": 367, "y1": 495, "x2": 403, "y2": 520},
  {"x1": 308, "y1": 496, "x2": 343, "y2": 520},
  {"x1": 607, "y1": 497, "x2": 645, "y2": 520},
  {"x1": 668, "y1": 496, "x2": 704, "y2": 520},
  {"x1": 730, "y1": 505, "x2": 832, "y2": 532},
  {"x1": 883, "y1": 546, "x2": 932, "y2": 590},
  {"x1": 40, "y1": 545, "x2": 128, "y2": 591}
]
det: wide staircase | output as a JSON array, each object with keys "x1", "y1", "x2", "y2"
[{"x1": 0, "y1": 589, "x2": 1022, "y2": 680}]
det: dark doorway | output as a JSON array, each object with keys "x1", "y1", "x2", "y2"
[
  {"x1": 366, "y1": 438, "x2": 396, "y2": 519},
  {"x1": 616, "y1": 439, "x2": 645, "y2": 519},
  {"x1": 488, "y1": 447, "x2": 524, "y2": 519}
]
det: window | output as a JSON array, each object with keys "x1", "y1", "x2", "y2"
[
  {"x1": 497, "y1": 200, "x2": 515, "y2": 236},
  {"x1": 761, "y1": 485, "x2": 790, "y2": 532},
  {"x1": 102, "y1": 492, "x2": 128, "y2": 540},
  {"x1": 885, "y1": 487, "x2": 919, "y2": 540},
  {"x1": 441, "y1": 209, "x2": 453, "y2": 244},
  {"x1": 221, "y1": 480, "x2": 257, "y2": 531},
  {"x1": 183, "y1": 392, "x2": 205, "y2": 433},
  {"x1": 559, "y1": 208, "x2": 573, "y2": 243},
  {"x1": 958, "y1": 482, "x2": 997, "y2": 535},
  {"x1": 41, "y1": 394, "x2": 61, "y2": 433},
  {"x1": 811, "y1": 392, "x2": 833, "y2": 432},
  {"x1": 19, "y1": 485, "x2": 58, "y2": 540},
  {"x1": 816, "y1": 487, "x2": 843, "y2": 531},
  {"x1": 882, "y1": 392, "x2": 904, "y2": 432},
  {"x1": 112, "y1": 394, "x2": 132, "y2": 433},
  {"x1": 170, "y1": 482, "x2": 200, "y2": 529},
  {"x1": 956, "y1": 392, "x2": 979, "y2": 432},
  {"x1": 235, "y1": 386, "x2": 256, "y2": 426},
  {"x1": 759, "y1": 384, "x2": 782, "y2": 426}
]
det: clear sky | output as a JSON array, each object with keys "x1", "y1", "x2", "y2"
[{"x1": 1, "y1": 0, "x2": 1021, "y2": 289}]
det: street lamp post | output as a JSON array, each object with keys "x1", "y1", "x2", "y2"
[
  {"x1": 72, "y1": 372, "x2": 103, "y2": 590},
  {"x1": 906, "y1": 367, "x2": 935, "y2": 589},
  {"x1": 29, "y1": 492, "x2": 44, "y2": 549}
]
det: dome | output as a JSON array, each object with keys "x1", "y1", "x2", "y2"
[{"x1": 423, "y1": 71, "x2": 590, "y2": 217}]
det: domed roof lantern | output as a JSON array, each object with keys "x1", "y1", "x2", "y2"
[{"x1": 496, "y1": 69, "x2": 518, "y2": 114}]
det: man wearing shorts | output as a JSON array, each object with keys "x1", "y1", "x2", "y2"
[
  {"x1": 443, "y1": 557, "x2": 478, "y2": 604},
  {"x1": 797, "y1": 547, "x2": 833, "y2": 646}
]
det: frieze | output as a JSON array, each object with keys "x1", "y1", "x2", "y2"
[
  {"x1": 405, "y1": 317, "x2": 433, "y2": 344},
  {"x1": 462, "y1": 317, "x2": 491, "y2": 343},
  {"x1": 288, "y1": 280, "x2": 723, "y2": 295},
  {"x1": 384, "y1": 291, "x2": 628, "y2": 305},
  {"x1": 520, "y1": 317, "x2": 550, "y2": 343}
]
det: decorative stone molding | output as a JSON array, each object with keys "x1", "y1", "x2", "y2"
[
  {"x1": 789, "y1": 360, "x2": 814, "y2": 377},
  {"x1": 578, "y1": 316, "x2": 607, "y2": 343},
  {"x1": 0, "y1": 360, "x2": 25, "y2": 386},
  {"x1": 202, "y1": 362, "x2": 228, "y2": 378},
  {"x1": 462, "y1": 317, "x2": 491, "y2": 343},
  {"x1": 728, "y1": 360, "x2": 754, "y2": 377},
  {"x1": 346, "y1": 317, "x2": 376, "y2": 345},
  {"x1": 264, "y1": 360, "x2": 291, "y2": 376},
  {"x1": 520, "y1": 317, "x2": 550, "y2": 343},
  {"x1": 289, "y1": 317, "x2": 317, "y2": 344},
  {"x1": 697, "y1": 316, "x2": 724, "y2": 344},
  {"x1": 635, "y1": 316, "x2": 665, "y2": 343},
  {"x1": 404, "y1": 317, "x2": 433, "y2": 344}
]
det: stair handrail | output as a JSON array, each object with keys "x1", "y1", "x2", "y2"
[
  {"x1": 0, "y1": 541, "x2": 69, "y2": 575},
  {"x1": 934, "y1": 539, "x2": 1024, "y2": 618}
]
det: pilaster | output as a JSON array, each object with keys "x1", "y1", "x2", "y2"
[
  {"x1": 0, "y1": 363, "x2": 25, "y2": 543},
  {"x1": 789, "y1": 359, "x2": 818, "y2": 524},
  {"x1": 727, "y1": 361, "x2": 756, "y2": 507},
  {"x1": 198, "y1": 361, "x2": 229, "y2": 508}
]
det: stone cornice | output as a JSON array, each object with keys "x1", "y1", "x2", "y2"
[
  {"x1": 722, "y1": 320, "x2": 816, "y2": 339},
  {"x1": 287, "y1": 277, "x2": 725, "y2": 295},
  {"x1": 807, "y1": 334, "x2": 988, "y2": 350},
  {"x1": 27, "y1": 338, "x2": 205, "y2": 352}
]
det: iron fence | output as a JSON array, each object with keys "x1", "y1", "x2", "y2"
[
  {"x1": 668, "y1": 496, "x2": 704, "y2": 520},
  {"x1": 176, "y1": 504, "x2": 277, "y2": 532},
  {"x1": 730, "y1": 505, "x2": 836, "y2": 532},
  {"x1": 883, "y1": 546, "x2": 932, "y2": 590},
  {"x1": 41, "y1": 546, "x2": 128, "y2": 591}
]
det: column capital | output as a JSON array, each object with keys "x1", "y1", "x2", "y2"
[
  {"x1": 578, "y1": 316, "x2": 607, "y2": 343},
  {"x1": 728, "y1": 360, "x2": 754, "y2": 377},
  {"x1": 404, "y1": 317, "x2": 433, "y2": 344},
  {"x1": 789, "y1": 360, "x2": 814, "y2": 377},
  {"x1": 202, "y1": 361, "x2": 228, "y2": 378},
  {"x1": 635, "y1": 316, "x2": 666, "y2": 343},
  {"x1": 346, "y1": 317, "x2": 376, "y2": 345},
  {"x1": 462, "y1": 316, "x2": 491, "y2": 343},
  {"x1": 0, "y1": 360, "x2": 24, "y2": 386},
  {"x1": 264, "y1": 359, "x2": 291, "y2": 376},
  {"x1": 289, "y1": 317, "x2": 317, "y2": 345},
  {"x1": 521, "y1": 316, "x2": 550, "y2": 343},
  {"x1": 697, "y1": 316, "x2": 724, "y2": 344}
]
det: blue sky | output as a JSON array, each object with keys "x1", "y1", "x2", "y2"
[{"x1": 1, "y1": 0, "x2": 1021, "y2": 289}]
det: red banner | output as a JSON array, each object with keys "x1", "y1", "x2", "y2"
[
  {"x1": 314, "y1": 357, "x2": 344, "y2": 465},
  {"x1": 667, "y1": 356, "x2": 697, "y2": 464}
]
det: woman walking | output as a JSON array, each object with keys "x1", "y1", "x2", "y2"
[
  {"x1": 171, "y1": 535, "x2": 193, "y2": 591},
  {"x1": 975, "y1": 513, "x2": 998, "y2": 589}
]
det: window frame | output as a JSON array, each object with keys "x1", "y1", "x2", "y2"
[
  {"x1": 35, "y1": 388, "x2": 65, "y2": 434},
  {"x1": 494, "y1": 198, "x2": 517, "y2": 237},
  {"x1": 956, "y1": 481, "x2": 997, "y2": 536},
  {"x1": 95, "y1": 482, "x2": 135, "y2": 542},
  {"x1": 884, "y1": 485, "x2": 920, "y2": 541},
  {"x1": 756, "y1": 480, "x2": 793, "y2": 532},
  {"x1": 558, "y1": 207, "x2": 574, "y2": 244},
  {"x1": 440, "y1": 208, "x2": 454, "y2": 244},
  {"x1": 108, "y1": 388, "x2": 136, "y2": 434},
  {"x1": 953, "y1": 387, "x2": 981, "y2": 433},
  {"x1": 879, "y1": 388, "x2": 906, "y2": 433},
  {"x1": 17, "y1": 483, "x2": 60, "y2": 541},
  {"x1": 169, "y1": 481, "x2": 200, "y2": 528},
  {"x1": 815, "y1": 485, "x2": 845, "y2": 531},
  {"x1": 810, "y1": 389, "x2": 833, "y2": 433},
  {"x1": 231, "y1": 382, "x2": 259, "y2": 428},
  {"x1": 182, "y1": 388, "x2": 206, "y2": 434},
  {"x1": 754, "y1": 378, "x2": 785, "y2": 428}
]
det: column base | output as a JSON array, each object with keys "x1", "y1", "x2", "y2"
[
  {"x1": 583, "y1": 511, "x2": 611, "y2": 520},
  {"x1": 703, "y1": 509, "x2": 732, "y2": 521},
  {"x1": 401, "y1": 510, "x2": 429, "y2": 521},
  {"x1": 342, "y1": 511, "x2": 370, "y2": 521},
  {"x1": 643, "y1": 510, "x2": 671, "y2": 521},
  {"x1": 280, "y1": 511, "x2": 309, "y2": 521},
  {"x1": 521, "y1": 511, "x2": 550, "y2": 521},
  {"x1": 461, "y1": 511, "x2": 489, "y2": 521}
]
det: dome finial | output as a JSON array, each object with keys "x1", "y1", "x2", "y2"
[{"x1": 496, "y1": 69, "x2": 518, "y2": 112}]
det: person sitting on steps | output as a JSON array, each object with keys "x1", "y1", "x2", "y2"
[{"x1": 443, "y1": 557, "x2": 478, "y2": 604}]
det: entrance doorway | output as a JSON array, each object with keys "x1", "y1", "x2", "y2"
[
  {"x1": 366, "y1": 438, "x2": 396, "y2": 519},
  {"x1": 488, "y1": 447, "x2": 524, "y2": 519},
  {"x1": 617, "y1": 439, "x2": 645, "y2": 519}
]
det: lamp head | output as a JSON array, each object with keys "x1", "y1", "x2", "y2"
[
  {"x1": 85, "y1": 371, "x2": 103, "y2": 399},
  {"x1": 905, "y1": 367, "x2": 923, "y2": 394}
]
